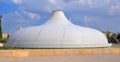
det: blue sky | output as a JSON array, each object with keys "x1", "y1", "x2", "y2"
[{"x1": 0, "y1": 0, "x2": 120, "y2": 33}]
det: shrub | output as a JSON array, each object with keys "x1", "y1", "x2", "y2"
[{"x1": 0, "y1": 38, "x2": 8, "y2": 43}]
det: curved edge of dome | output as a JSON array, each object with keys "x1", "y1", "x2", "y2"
[{"x1": 4, "y1": 43, "x2": 112, "y2": 48}]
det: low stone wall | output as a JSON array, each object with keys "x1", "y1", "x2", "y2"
[{"x1": 0, "y1": 48, "x2": 120, "y2": 58}]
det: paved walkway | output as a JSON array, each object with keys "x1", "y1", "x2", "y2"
[{"x1": 0, "y1": 54, "x2": 120, "y2": 62}]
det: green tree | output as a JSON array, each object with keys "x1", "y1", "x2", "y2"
[
  {"x1": 0, "y1": 15, "x2": 2, "y2": 42},
  {"x1": 111, "y1": 33, "x2": 119, "y2": 43},
  {"x1": 117, "y1": 33, "x2": 120, "y2": 42},
  {"x1": 106, "y1": 31, "x2": 119, "y2": 43}
]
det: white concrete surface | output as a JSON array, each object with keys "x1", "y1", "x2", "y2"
[{"x1": 5, "y1": 10, "x2": 111, "y2": 48}]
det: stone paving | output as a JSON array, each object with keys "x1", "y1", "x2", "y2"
[{"x1": 0, "y1": 54, "x2": 120, "y2": 62}]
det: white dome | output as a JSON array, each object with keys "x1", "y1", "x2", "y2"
[{"x1": 5, "y1": 10, "x2": 111, "y2": 48}]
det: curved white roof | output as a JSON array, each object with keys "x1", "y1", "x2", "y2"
[{"x1": 5, "y1": 10, "x2": 111, "y2": 48}]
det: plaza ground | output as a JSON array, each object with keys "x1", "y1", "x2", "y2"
[
  {"x1": 0, "y1": 54, "x2": 120, "y2": 62},
  {"x1": 0, "y1": 48, "x2": 120, "y2": 62}
]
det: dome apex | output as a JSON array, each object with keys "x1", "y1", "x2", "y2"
[{"x1": 48, "y1": 10, "x2": 69, "y2": 23}]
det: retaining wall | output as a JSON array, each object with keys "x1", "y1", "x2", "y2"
[{"x1": 0, "y1": 48, "x2": 120, "y2": 58}]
